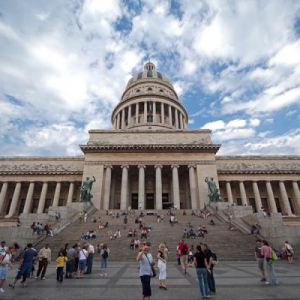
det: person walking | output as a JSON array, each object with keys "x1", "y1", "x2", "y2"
[
  {"x1": 261, "y1": 240, "x2": 278, "y2": 286},
  {"x1": 284, "y1": 241, "x2": 294, "y2": 264},
  {"x1": 85, "y1": 242, "x2": 95, "y2": 274},
  {"x1": 255, "y1": 239, "x2": 266, "y2": 282},
  {"x1": 100, "y1": 243, "x2": 110, "y2": 276},
  {"x1": 0, "y1": 245, "x2": 14, "y2": 293},
  {"x1": 77, "y1": 244, "x2": 88, "y2": 279},
  {"x1": 36, "y1": 243, "x2": 51, "y2": 280},
  {"x1": 9, "y1": 243, "x2": 38, "y2": 288},
  {"x1": 136, "y1": 241, "x2": 153, "y2": 300},
  {"x1": 65, "y1": 244, "x2": 76, "y2": 278},
  {"x1": 178, "y1": 240, "x2": 189, "y2": 274},
  {"x1": 56, "y1": 251, "x2": 68, "y2": 283},
  {"x1": 157, "y1": 243, "x2": 167, "y2": 290},
  {"x1": 193, "y1": 244, "x2": 210, "y2": 299}
]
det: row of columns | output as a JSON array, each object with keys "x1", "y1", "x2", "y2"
[
  {"x1": 114, "y1": 101, "x2": 186, "y2": 129},
  {"x1": 103, "y1": 165, "x2": 197, "y2": 210},
  {"x1": 223, "y1": 180, "x2": 300, "y2": 216},
  {"x1": 0, "y1": 181, "x2": 77, "y2": 217}
]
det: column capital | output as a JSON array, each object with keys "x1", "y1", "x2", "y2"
[
  {"x1": 121, "y1": 165, "x2": 129, "y2": 169},
  {"x1": 105, "y1": 165, "x2": 113, "y2": 169},
  {"x1": 171, "y1": 165, "x2": 179, "y2": 169},
  {"x1": 188, "y1": 165, "x2": 196, "y2": 169},
  {"x1": 138, "y1": 165, "x2": 146, "y2": 169},
  {"x1": 154, "y1": 165, "x2": 163, "y2": 169}
]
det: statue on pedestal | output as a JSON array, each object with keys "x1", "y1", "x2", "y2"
[
  {"x1": 80, "y1": 176, "x2": 96, "y2": 202},
  {"x1": 205, "y1": 177, "x2": 220, "y2": 203}
]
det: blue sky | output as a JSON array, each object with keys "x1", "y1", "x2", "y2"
[{"x1": 0, "y1": 0, "x2": 300, "y2": 156}]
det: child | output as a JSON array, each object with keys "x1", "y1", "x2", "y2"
[{"x1": 56, "y1": 251, "x2": 68, "y2": 283}]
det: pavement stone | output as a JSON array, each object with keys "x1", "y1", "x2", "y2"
[{"x1": 0, "y1": 260, "x2": 299, "y2": 300}]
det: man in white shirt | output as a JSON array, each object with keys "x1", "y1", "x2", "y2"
[
  {"x1": 0, "y1": 241, "x2": 7, "y2": 255},
  {"x1": 85, "y1": 243, "x2": 95, "y2": 274},
  {"x1": 36, "y1": 243, "x2": 51, "y2": 280}
]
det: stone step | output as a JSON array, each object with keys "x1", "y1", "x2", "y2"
[{"x1": 35, "y1": 209, "x2": 257, "y2": 261}]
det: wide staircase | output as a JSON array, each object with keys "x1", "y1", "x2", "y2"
[{"x1": 34, "y1": 209, "x2": 257, "y2": 262}]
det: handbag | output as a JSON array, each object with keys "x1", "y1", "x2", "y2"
[
  {"x1": 272, "y1": 250, "x2": 279, "y2": 261},
  {"x1": 145, "y1": 253, "x2": 156, "y2": 277}
]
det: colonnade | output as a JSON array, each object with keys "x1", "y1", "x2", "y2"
[
  {"x1": 102, "y1": 164, "x2": 198, "y2": 211},
  {"x1": 113, "y1": 101, "x2": 186, "y2": 130},
  {"x1": 221, "y1": 180, "x2": 300, "y2": 216},
  {"x1": 0, "y1": 181, "x2": 80, "y2": 217}
]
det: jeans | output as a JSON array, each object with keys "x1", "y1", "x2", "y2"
[
  {"x1": 57, "y1": 267, "x2": 64, "y2": 282},
  {"x1": 37, "y1": 258, "x2": 48, "y2": 278},
  {"x1": 86, "y1": 254, "x2": 94, "y2": 274},
  {"x1": 196, "y1": 268, "x2": 209, "y2": 297},
  {"x1": 264, "y1": 259, "x2": 278, "y2": 285},
  {"x1": 207, "y1": 268, "x2": 216, "y2": 292}
]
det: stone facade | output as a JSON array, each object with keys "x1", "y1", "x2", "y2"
[{"x1": 0, "y1": 63, "x2": 299, "y2": 218}]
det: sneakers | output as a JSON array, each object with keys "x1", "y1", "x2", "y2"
[
  {"x1": 184, "y1": 269, "x2": 187, "y2": 274},
  {"x1": 0, "y1": 288, "x2": 4, "y2": 293},
  {"x1": 35, "y1": 276, "x2": 39, "y2": 279},
  {"x1": 41, "y1": 277, "x2": 46, "y2": 280},
  {"x1": 260, "y1": 278, "x2": 266, "y2": 282},
  {"x1": 265, "y1": 281, "x2": 270, "y2": 285}
]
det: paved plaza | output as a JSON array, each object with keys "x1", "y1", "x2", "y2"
[{"x1": 0, "y1": 260, "x2": 299, "y2": 300}]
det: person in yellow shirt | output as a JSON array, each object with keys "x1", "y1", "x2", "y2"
[{"x1": 56, "y1": 252, "x2": 68, "y2": 283}]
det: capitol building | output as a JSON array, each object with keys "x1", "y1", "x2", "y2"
[{"x1": 0, "y1": 62, "x2": 300, "y2": 219}]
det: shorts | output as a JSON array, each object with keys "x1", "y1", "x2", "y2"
[
  {"x1": 180, "y1": 255, "x2": 188, "y2": 265},
  {"x1": 15, "y1": 263, "x2": 31, "y2": 280},
  {"x1": 0, "y1": 266, "x2": 8, "y2": 280},
  {"x1": 101, "y1": 258, "x2": 108, "y2": 268},
  {"x1": 78, "y1": 259, "x2": 86, "y2": 271},
  {"x1": 140, "y1": 275, "x2": 151, "y2": 297},
  {"x1": 257, "y1": 258, "x2": 264, "y2": 270}
]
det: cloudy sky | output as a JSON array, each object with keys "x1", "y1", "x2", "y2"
[{"x1": 0, "y1": 0, "x2": 300, "y2": 157}]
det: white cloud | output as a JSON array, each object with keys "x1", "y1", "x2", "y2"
[{"x1": 201, "y1": 120, "x2": 225, "y2": 130}]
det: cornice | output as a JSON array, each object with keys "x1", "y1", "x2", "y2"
[
  {"x1": 217, "y1": 170, "x2": 300, "y2": 175},
  {"x1": 80, "y1": 144, "x2": 221, "y2": 154},
  {"x1": 85, "y1": 161, "x2": 216, "y2": 166},
  {"x1": 0, "y1": 171, "x2": 83, "y2": 175}
]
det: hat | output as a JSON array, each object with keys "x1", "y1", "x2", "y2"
[{"x1": 146, "y1": 242, "x2": 151, "y2": 246}]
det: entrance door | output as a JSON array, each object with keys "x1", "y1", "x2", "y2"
[
  {"x1": 146, "y1": 193, "x2": 154, "y2": 209},
  {"x1": 131, "y1": 193, "x2": 138, "y2": 209}
]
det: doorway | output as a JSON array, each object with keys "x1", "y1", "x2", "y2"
[{"x1": 146, "y1": 193, "x2": 154, "y2": 209}]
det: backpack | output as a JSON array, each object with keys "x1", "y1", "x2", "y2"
[
  {"x1": 182, "y1": 244, "x2": 188, "y2": 255},
  {"x1": 211, "y1": 251, "x2": 218, "y2": 265},
  {"x1": 102, "y1": 249, "x2": 108, "y2": 259}
]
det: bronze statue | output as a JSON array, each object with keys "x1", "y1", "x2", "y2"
[
  {"x1": 80, "y1": 176, "x2": 96, "y2": 202},
  {"x1": 205, "y1": 177, "x2": 219, "y2": 203}
]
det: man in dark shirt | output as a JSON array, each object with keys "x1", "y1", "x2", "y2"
[
  {"x1": 202, "y1": 243, "x2": 216, "y2": 295},
  {"x1": 9, "y1": 243, "x2": 38, "y2": 288}
]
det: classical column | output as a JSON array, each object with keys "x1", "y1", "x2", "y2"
[
  {"x1": 138, "y1": 165, "x2": 146, "y2": 210},
  {"x1": 279, "y1": 181, "x2": 292, "y2": 216},
  {"x1": 161, "y1": 102, "x2": 165, "y2": 123},
  {"x1": 172, "y1": 165, "x2": 180, "y2": 209},
  {"x1": 175, "y1": 109, "x2": 179, "y2": 128},
  {"x1": 153, "y1": 101, "x2": 156, "y2": 123},
  {"x1": 188, "y1": 165, "x2": 197, "y2": 209},
  {"x1": 52, "y1": 182, "x2": 61, "y2": 207},
  {"x1": 23, "y1": 182, "x2": 35, "y2": 213},
  {"x1": 239, "y1": 181, "x2": 247, "y2": 205},
  {"x1": 120, "y1": 166, "x2": 129, "y2": 210},
  {"x1": 128, "y1": 105, "x2": 132, "y2": 126},
  {"x1": 252, "y1": 181, "x2": 262, "y2": 213},
  {"x1": 121, "y1": 109, "x2": 125, "y2": 129},
  {"x1": 180, "y1": 113, "x2": 184, "y2": 129},
  {"x1": 155, "y1": 165, "x2": 162, "y2": 210},
  {"x1": 265, "y1": 181, "x2": 277, "y2": 213},
  {"x1": 103, "y1": 166, "x2": 112, "y2": 210},
  {"x1": 226, "y1": 181, "x2": 234, "y2": 204},
  {"x1": 144, "y1": 101, "x2": 147, "y2": 122},
  {"x1": 37, "y1": 182, "x2": 48, "y2": 214},
  {"x1": 7, "y1": 182, "x2": 21, "y2": 217},
  {"x1": 116, "y1": 113, "x2": 120, "y2": 129},
  {"x1": 0, "y1": 182, "x2": 8, "y2": 215},
  {"x1": 292, "y1": 181, "x2": 300, "y2": 215},
  {"x1": 168, "y1": 105, "x2": 172, "y2": 126},
  {"x1": 135, "y1": 103, "x2": 139, "y2": 124},
  {"x1": 67, "y1": 182, "x2": 74, "y2": 205}
]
